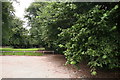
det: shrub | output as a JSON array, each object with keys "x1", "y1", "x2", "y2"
[{"x1": 58, "y1": 4, "x2": 120, "y2": 75}]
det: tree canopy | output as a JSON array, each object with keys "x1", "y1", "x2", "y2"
[
  {"x1": 2, "y1": 1, "x2": 29, "y2": 47},
  {"x1": 25, "y1": 2, "x2": 120, "y2": 75}
]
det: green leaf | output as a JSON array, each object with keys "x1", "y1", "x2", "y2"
[
  {"x1": 59, "y1": 44, "x2": 64, "y2": 48},
  {"x1": 110, "y1": 26, "x2": 116, "y2": 31},
  {"x1": 103, "y1": 13, "x2": 107, "y2": 17},
  {"x1": 102, "y1": 55, "x2": 107, "y2": 59},
  {"x1": 91, "y1": 71, "x2": 97, "y2": 75},
  {"x1": 70, "y1": 61, "x2": 76, "y2": 65},
  {"x1": 81, "y1": 51, "x2": 85, "y2": 54},
  {"x1": 114, "y1": 5, "x2": 118, "y2": 9}
]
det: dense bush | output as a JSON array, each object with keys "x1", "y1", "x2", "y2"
[{"x1": 58, "y1": 4, "x2": 120, "y2": 75}]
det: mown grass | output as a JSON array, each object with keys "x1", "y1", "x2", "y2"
[
  {"x1": 0, "y1": 47, "x2": 45, "y2": 56},
  {"x1": 0, "y1": 47, "x2": 45, "y2": 51},
  {"x1": 1, "y1": 52, "x2": 43, "y2": 56}
]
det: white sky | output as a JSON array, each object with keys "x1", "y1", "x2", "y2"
[{"x1": 12, "y1": 0, "x2": 34, "y2": 29}]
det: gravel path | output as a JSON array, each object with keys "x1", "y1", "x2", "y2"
[
  {"x1": 1, "y1": 54, "x2": 78, "y2": 78},
  {"x1": 1, "y1": 54, "x2": 120, "y2": 78}
]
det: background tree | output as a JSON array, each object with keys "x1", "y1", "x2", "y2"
[
  {"x1": 2, "y1": 1, "x2": 29, "y2": 48},
  {"x1": 9, "y1": 17, "x2": 29, "y2": 48},
  {"x1": 2, "y1": 2, "x2": 15, "y2": 46}
]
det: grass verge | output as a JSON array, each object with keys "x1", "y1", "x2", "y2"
[
  {"x1": 0, "y1": 47, "x2": 44, "y2": 56},
  {"x1": 0, "y1": 47, "x2": 45, "y2": 51}
]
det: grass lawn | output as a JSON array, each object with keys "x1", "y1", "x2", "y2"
[
  {"x1": 0, "y1": 47, "x2": 45, "y2": 56},
  {"x1": 0, "y1": 47, "x2": 45, "y2": 51}
]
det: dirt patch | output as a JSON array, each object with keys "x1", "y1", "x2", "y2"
[{"x1": 0, "y1": 54, "x2": 120, "y2": 78}]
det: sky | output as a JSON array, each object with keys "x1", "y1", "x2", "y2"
[{"x1": 12, "y1": 0, "x2": 34, "y2": 29}]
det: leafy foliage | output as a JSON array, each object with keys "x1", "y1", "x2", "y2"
[
  {"x1": 25, "y1": 2, "x2": 120, "y2": 75},
  {"x1": 2, "y1": 1, "x2": 30, "y2": 48},
  {"x1": 2, "y1": 2, "x2": 15, "y2": 45},
  {"x1": 59, "y1": 4, "x2": 120, "y2": 74},
  {"x1": 25, "y1": 2, "x2": 79, "y2": 51}
]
